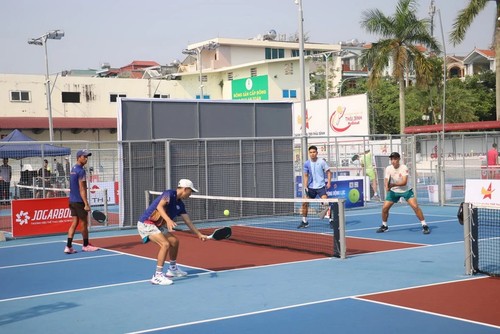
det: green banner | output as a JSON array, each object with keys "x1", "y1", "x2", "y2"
[{"x1": 232, "y1": 75, "x2": 269, "y2": 100}]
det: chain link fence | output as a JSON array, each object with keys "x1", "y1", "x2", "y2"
[{"x1": 1, "y1": 132, "x2": 499, "y2": 233}]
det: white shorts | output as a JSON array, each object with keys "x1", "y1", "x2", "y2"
[{"x1": 137, "y1": 221, "x2": 166, "y2": 243}]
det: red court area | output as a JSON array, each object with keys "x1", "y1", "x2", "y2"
[
  {"x1": 92, "y1": 229, "x2": 424, "y2": 271},
  {"x1": 359, "y1": 277, "x2": 500, "y2": 327}
]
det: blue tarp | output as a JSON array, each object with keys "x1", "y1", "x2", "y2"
[{"x1": 0, "y1": 129, "x2": 71, "y2": 159}]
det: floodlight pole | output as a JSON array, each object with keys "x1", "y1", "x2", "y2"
[
  {"x1": 295, "y1": 0, "x2": 308, "y2": 164},
  {"x1": 183, "y1": 41, "x2": 219, "y2": 100},
  {"x1": 28, "y1": 30, "x2": 64, "y2": 142},
  {"x1": 438, "y1": 9, "x2": 447, "y2": 206}
]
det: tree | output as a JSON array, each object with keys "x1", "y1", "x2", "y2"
[
  {"x1": 450, "y1": 0, "x2": 500, "y2": 120},
  {"x1": 359, "y1": 0, "x2": 440, "y2": 134}
]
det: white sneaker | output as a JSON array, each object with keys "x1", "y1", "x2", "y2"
[
  {"x1": 151, "y1": 273, "x2": 173, "y2": 285},
  {"x1": 166, "y1": 267, "x2": 188, "y2": 277}
]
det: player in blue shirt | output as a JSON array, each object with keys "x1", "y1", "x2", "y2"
[
  {"x1": 138, "y1": 179, "x2": 208, "y2": 285},
  {"x1": 298, "y1": 145, "x2": 333, "y2": 229},
  {"x1": 64, "y1": 149, "x2": 99, "y2": 254}
]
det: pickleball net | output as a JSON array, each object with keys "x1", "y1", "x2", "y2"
[
  {"x1": 463, "y1": 203, "x2": 500, "y2": 276},
  {"x1": 147, "y1": 191, "x2": 346, "y2": 258}
]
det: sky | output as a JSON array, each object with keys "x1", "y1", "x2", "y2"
[{"x1": 1, "y1": 0, "x2": 496, "y2": 75}]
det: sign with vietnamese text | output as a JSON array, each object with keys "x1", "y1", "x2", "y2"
[{"x1": 12, "y1": 197, "x2": 72, "y2": 237}]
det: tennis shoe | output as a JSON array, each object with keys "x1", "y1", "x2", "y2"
[
  {"x1": 166, "y1": 267, "x2": 188, "y2": 278},
  {"x1": 297, "y1": 221, "x2": 309, "y2": 229},
  {"x1": 82, "y1": 244, "x2": 99, "y2": 252},
  {"x1": 64, "y1": 246, "x2": 77, "y2": 254},
  {"x1": 376, "y1": 225, "x2": 389, "y2": 233},
  {"x1": 151, "y1": 273, "x2": 173, "y2": 285},
  {"x1": 422, "y1": 225, "x2": 431, "y2": 234}
]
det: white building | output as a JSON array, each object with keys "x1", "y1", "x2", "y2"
[{"x1": 0, "y1": 36, "x2": 343, "y2": 141}]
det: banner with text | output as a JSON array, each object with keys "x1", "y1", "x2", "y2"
[
  {"x1": 465, "y1": 179, "x2": 500, "y2": 207},
  {"x1": 11, "y1": 197, "x2": 72, "y2": 237}
]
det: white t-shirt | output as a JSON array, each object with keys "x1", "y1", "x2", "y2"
[{"x1": 385, "y1": 164, "x2": 411, "y2": 193}]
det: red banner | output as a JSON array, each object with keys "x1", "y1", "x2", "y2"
[{"x1": 11, "y1": 197, "x2": 73, "y2": 237}]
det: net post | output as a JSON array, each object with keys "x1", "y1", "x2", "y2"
[
  {"x1": 103, "y1": 188, "x2": 108, "y2": 226},
  {"x1": 145, "y1": 190, "x2": 151, "y2": 209},
  {"x1": 463, "y1": 202, "x2": 473, "y2": 275},
  {"x1": 338, "y1": 198, "x2": 346, "y2": 259}
]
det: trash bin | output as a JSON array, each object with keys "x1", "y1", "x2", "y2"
[
  {"x1": 428, "y1": 185, "x2": 438, "y2": 203},
  {"x1": 427, "y1": 184, "x2": 453, "y2": 203}
]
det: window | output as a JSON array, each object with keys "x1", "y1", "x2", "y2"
[
  {"x1": 10, "y1": 90, "x2": 31, "y2": 102},
  {"x1": 265, "y1": 48, "x2": 285, "y2": 59},
  {"x1": 282, "y1": 89, "x2": 297, "y2": 98},
  {"x1": 62, "y1": 92, "x2": 80, "y2": 103},
  {"x1": 153, "y1": 94, "x2": 170, "y2": 99},
  {"x1": 250, "y1": 68, "x2": 257, "y2": 77},
  {"x1": 284, "y1": 63, "x2": 293, "y2": 75},
  {"x1": 227, "y1": 72, "x2": 233, "y2": 81},
  {"x1": 110, "y1": 93, "x2": 127, "y2": 102}
]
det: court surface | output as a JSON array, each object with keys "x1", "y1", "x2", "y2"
[{"x1": 0, "y1": 204, "x2": 499, "y2": 334}]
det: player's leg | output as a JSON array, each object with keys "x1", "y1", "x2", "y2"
[
  {"x1": 406, "y1": 194, "x2": 430, "y2": 234},
  {"x1": 148, "y1": 232, "x2": 174, "y2": 285},
  {"x1": 65, "y1": 202, "x2": 81, "y2": 254},
  {"x1": 80, "y1": 208, "x2": 99, "y2": 252},
  {"x1": 164, "y1": 233, "x2": 187, "y2": 277},
  {"x1": 298, "y1": 189, "x2": 312, "y2": 228},
  {"x1": 377, "y1": 194, "x2": 396, "y2": 233}
]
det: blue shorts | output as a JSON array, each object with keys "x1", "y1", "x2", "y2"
[
  {"x1": 386, "y1": 189, "x2": 415, "y2": 203},
  {"x1": 306, "y1": 187, "x2": 327, "y2": 199}
]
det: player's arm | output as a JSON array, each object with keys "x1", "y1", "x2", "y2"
[
  {"x1": 179, "y1": 213, "x2": 207, "y2": 241},
  {"x1": 79, "y1": 177, "x2": 90, "y2": 211},
  {"x1": 325, "y1": 166, "x2": 332, "y2": 189},
  {"x1": 302, "y1": 172, "x2": 309, "y2": 196},
  {"x1": 156, "y1": 197, "x2": 177, "y2": 232}
]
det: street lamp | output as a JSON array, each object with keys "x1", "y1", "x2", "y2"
[
  {"x1": 294, "y1": 0, "x2": 308, "y2": 164},
  {"x1": 182, "y1": 41, "x2": 219, "y2": 99},
  {"x1": 309, "y1": 50, "x2": 344, "y2": 160},
  {"x1": 28, "y1": 30, "x2": 65, "y2": 142}
]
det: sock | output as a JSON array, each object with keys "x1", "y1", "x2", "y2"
[
  {"x1": 302, "y1": 217, "x2": 307, "y2": 223},
  {"x1": 83, "y1": 238, "x2": 89, "y2": 247},
  {"x1": 420, "y1": 220, "x2": 427, "y2": 226},
  {"x1": 155, "y1": 266, "x2": 163, "y2": 275},
  {"x1": 382, "y1": 222, "x2": 388, "y2": 226},
  {"x1": 169, "y1": 261, "x2": 177, "y2": 270},
  {"x1": 66, "y1": 238, "x2": 73, "y2": 248}
]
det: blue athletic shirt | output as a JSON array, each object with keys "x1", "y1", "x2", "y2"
[
  {"x1": 303, "y1": 158, "x2": 329, "y2": 189},
  {"x1": 139, "y1": 189, "x2": 186, "y2": 223},
  {"x1": 69, "y1": 164, "x2": 86, "y2": 203}
]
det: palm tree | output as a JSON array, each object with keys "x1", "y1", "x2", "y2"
[
  {"x1": 359, "y1": 0, "x2": 440, "y2": 134},
  {"x1": 450, "y1": 0, "x2": 500, "y2": 121}
]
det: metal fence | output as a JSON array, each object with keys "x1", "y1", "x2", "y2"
[{"x1": 1, "y1": 132, "x2": 500, "y2": 233}]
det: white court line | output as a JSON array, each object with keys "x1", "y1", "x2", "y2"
[
  {"x1": 0, "y1": 279, "x2": 151, "y2": 303},
  {"x1": 356, "y1": 298, "x2": 500, "y2": 330},
  {"x1": 126, "y1": 276, "x2": 497, "y2": 334},
  {"x1": 347, "y1": 218, "x2": 457, "y2": 233},
  {"x1": 0, "y1": 253, "x2": 122, "y2": 270}
]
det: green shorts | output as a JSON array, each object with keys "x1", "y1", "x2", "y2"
[
  {"x1": 386, "y1": 189, "x2": 415, "y2": 203},
  {"x1": 366, "y1": 169, "x2": 376, "y2": 181}
]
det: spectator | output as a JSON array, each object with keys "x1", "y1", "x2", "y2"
[
  {"x1": 487, "y1": 143, "x2": 499, "y2": 178},
  {"x1": 0, "y1": 158, "x2": 12, "y2": 204}
]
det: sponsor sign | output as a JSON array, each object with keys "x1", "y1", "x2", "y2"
[
  {"x1": 12, "y1": 197, "x2": 72, "y2": 237},
  {"x1": 296, "y1": 176, "x2": 364, "y2": 208},
  {"x1": 465, "y1": 179, "x2": 500, "y2": 206},
  {"x1": 89, "y1": 181, "x2": 119, "y2": 205}
]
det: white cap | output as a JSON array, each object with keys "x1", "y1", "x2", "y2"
[{"x1": 177, "y1": 179, "x2": 198, "y2": 192}]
